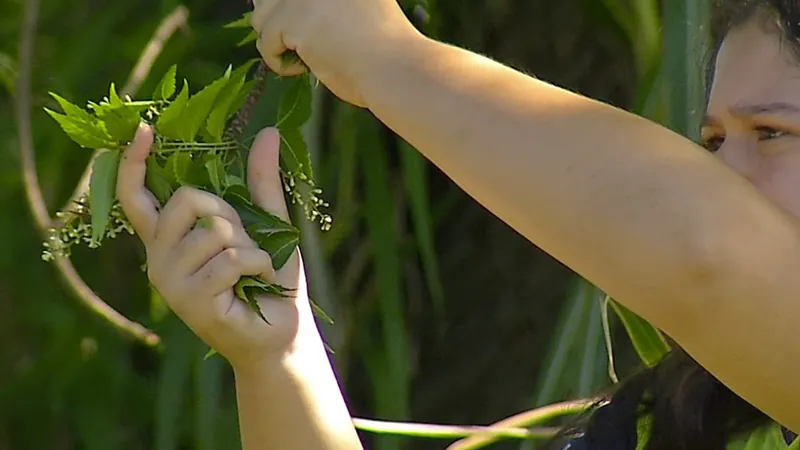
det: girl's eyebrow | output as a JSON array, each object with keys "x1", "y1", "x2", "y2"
[{"x1": 703, "y1": 101, "x2": 800, "y2": 126}]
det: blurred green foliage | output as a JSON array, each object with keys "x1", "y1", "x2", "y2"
[{"x1": 0, "y1": 0, "x2": 707, "y2": 449}]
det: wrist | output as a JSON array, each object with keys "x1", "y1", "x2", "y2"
[
  {"x1": 352, "y1": 26, "x2": 431, "y2": 108},
  {"x1": 231, "y1": 326, "x2": 329, "y2": 381}
]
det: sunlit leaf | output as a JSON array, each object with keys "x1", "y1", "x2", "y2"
[
  {"x1": 154, "y1": 64, "x2": 178, "y2": 101},
  {"x1": 44, "y1": 109, "x2": 116, "y2": 149},
  {"x1": 180, "y1": 67, "x2": 231, "y2": 142},
  {"x1": 157, "y1": 80, "x2": 190, "y2": 140},
  {"x1": 206, "y1": 60, "x2": 258, "y2": 141},
  {"x1": 49, "y1": 92, "x2": 92, "y2": 121}
]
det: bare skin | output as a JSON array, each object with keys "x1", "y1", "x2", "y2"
[{"x1": 116, "y1": 3, "x2": 800, "y2": 449}]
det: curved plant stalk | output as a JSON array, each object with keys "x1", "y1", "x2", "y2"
[
  {"x1": 16, "y1": 0, "x2": 189, "y2": 347},
  {"x1": 445, "y1": 399, "x2": 597, "y2": 450}
]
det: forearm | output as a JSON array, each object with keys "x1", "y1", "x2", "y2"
[
  {"x1": 233, "y1": 344, "x2": 363, "y2": 450},
  {"x1": 355, "y1": 33, "x2": 789, "y2": 321}
]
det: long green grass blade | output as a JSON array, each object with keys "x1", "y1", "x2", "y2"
[
  {"x1": 398, "y1": 140, "x2": 445, "y2": 317},
  {"x1": 193, "y1": 349, "x2": 223, "y2": 450},
  {"x1": 154, "y1": 321, "x2": 195, "y2": 450},
  {"x1": 359, "y1": 111, "x2": 411, "y2": 450}
]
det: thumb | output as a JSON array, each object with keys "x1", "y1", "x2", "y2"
[{"x1": 247, "y1": 127, "x2": 290, "y2": 220}]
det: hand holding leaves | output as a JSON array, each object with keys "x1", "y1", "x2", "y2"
[{"x1": 42, "y1": 60, "x2": 332, "y2": 328}]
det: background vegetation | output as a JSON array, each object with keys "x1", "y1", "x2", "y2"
[{"x1": 0, "y1": 0, "x2": 709, "y2": 449}]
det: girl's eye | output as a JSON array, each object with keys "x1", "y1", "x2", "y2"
[
  {"x1": 756, "y1": 126, "x2": 788, "y2": 141},
  {"x1": 702, "y1": 135, "x2": 725, "y2": 153}
]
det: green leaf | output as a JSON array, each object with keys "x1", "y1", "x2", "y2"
[
  {"x1": 89, "y1": 98, "x2": 142, "y2": 143},
  {"x1": 165, "y1": 152, "x2": 192, "y2": 187},
  {"x1": 49, "y1": 92, "x2": 92, "y2": 121},
  {"x1": 154, "y1": 64, "x2": 178, "y2": 101},
  {"x1": 145, "y1": 156, "x2": 175, "y2": 204},
  {"x1": 225, "y1": 174, "x2": 246, "y2": 189},
  {"x1": 45, "y1": 109, "x2": 117, "y2": 149},
  {"x1": 179, "y1": 67, "x2": 232, "y2": 142},
  {"x1": 276, "y1": 75, "x2": 312, "y2": 129},
  {"x1": 234, "y1": 277, "x2": 271, "y2": 323},
  {"x1": 156, "y1": 80, "x2": 190, "y2": 141},
  {"x1": 310, "y1": 301, "x2": 334, "y2": 325},
  {"x1": 237, "y1": 30, "x2": 258, "y2": 47},
  {"x1": 89, "y1": 150, "x2": 121, "y2": 246},
  {"x1": 608, "y1": 298, "x2": 670, "y2": 368},
  {"x1": 108, "y1": 82, "x2": 124, "y2": 106},
  {"x1": 279, "y1": 128, "x2": 313, "y2": 180},
  {"x1": 223, "y1": 12, "x2": 252, "y2": 28},
  {"x1": 203, "y1": 154, "x2": 226, "y2": 194},
  {"x1": 206, "y1": 60, "x2": 258, "y2": 141},
  {"x1": 222, "y1": 185, "x2": 295, "y2": 231},
  {"x1": 247, "y1": 225, "x2": 300, "y2": 270}
]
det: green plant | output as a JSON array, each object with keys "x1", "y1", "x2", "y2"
[{"x1": 41, "y1": 14, "x2": 332, "y2": 334}]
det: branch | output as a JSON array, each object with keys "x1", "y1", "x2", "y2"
[{"x1": 16, "y1": 1, "x2": 188, "y2": 347}]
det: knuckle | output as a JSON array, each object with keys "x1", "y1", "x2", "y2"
[{"x1": 172, "y1": 185, "x2": 196, "y2": 205}]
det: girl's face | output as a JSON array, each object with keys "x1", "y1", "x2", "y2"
[{"x1": 704, "y1": 18, "x2": 800, "y2": 217}]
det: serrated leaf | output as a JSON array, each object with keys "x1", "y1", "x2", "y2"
[
  {"x1": 223, "y1": 185, "x2": 294, "y2": 231},
  {"x1": 156, "y1": 80, "x2": 190, "y2": 140},
  {"x1": 279, "y1": 128, "x2": 313, "y2": 180},
  {"x1": 45, "y1": 109, "x2": 116, "y2": 149},
  {"x1": 178, "y1": 67, "x2": 232, "y2": 142},
  {"x1": 154, "y1": 65, "x2": 177, "y2": 101},
  {"x1": 203, "y1": 154, "x2": 226, "y2": 194},
  {"x1": 247, "y1": 225, "x2": 299, "y2": 270},
  {"x1": 145, "y1": 156, "x2": 174, "y2": 204},
  {"x1": 108, "y1": 82, "x2": 123, "y2": 106},
  {"x1": 91, "y1": 102, "x2": 141, "y2": 143},
  {"x1": 234, "y1": 277, "x2": 271, "y2": 324},
  {"x1": 223, "y1": 12, "x2": 252, "y2": 28},
  {"x1": 185, "y1": 153, "x2": 213, "y2": 190},
  {"x1": 49, "y1": 93, "x2": 92, "y2": 121},
  {"x1": 237, "y1": 31, "x2": 258, "y2": 47},
  {"x1": 206, "y1": 60, "x2": 258, "y2": 141},
  {"x1": 276, "y1": 75, "x2": 312, "y2": 129},
  {"x1": 89, "y1": 150, "x2": 121, "y2": 246},
  {"x1": 165, "y1": 152, "x2": 192, "y2": 187}
]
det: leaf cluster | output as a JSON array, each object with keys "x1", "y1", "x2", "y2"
[{"x1": 43, "y1": 50, "x2": 332, "y2": 331}]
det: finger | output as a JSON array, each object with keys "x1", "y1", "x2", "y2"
[
  {"x1": 117, "y1": 124, "x2": 158, "y2": 244},
  {"x1": 253, "y1": 6, "x2": 307, "y2": 77},
  {"x1": 154, "y1": 187, "x2": 242, "y2": 252},
  {"x1": 174, "y1": 216, "x2": 273, "y2": 280},
  {"x1": 190, "y1": 247, "x2": 274, "y2": 297},
  {"x1": 247, "y1": 127, "x2": 291, "y2": 220}
]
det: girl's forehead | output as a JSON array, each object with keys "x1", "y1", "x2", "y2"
[{"x1": 708, "y1": 21, "x2": 800, "y2": 114}]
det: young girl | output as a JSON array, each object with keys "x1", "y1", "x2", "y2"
[{"x1": 116, "y1": 0, "x2": 800, "y2": 448}]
